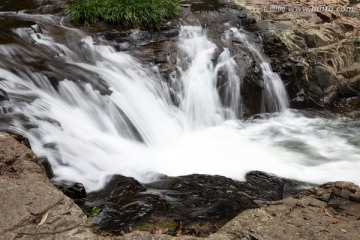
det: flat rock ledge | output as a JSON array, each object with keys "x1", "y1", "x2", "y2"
[
  {"x1": 0, "y1": 132, "x2": 94, "y2": 240},
  {"x1": 1, "y1": 132, "x2": 360, "y2": 240}
]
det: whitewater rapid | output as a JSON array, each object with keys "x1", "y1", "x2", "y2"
[{"x1": 0, "y1": 14, "x2": 359, "y2": 191}]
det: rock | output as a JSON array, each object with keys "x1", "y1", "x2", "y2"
[
  {"x1": 88, "y1": 175, "x2": 146, "y2": 202},
  {"x1": 81, "y1": 175, "x2": 151, "y2": 231},
  {"x1": 314, "y1": 65, "x2": 337, "y2": 88},
  {"x1": 56, "y1": 182, "x2": 87, "y2": 200},
  {"x1": 163, "y1": 29, "x2": 180, "y2": 38},
  {"x1": 37, "y1": 157, "x2": 54, "y2": 179},
  {"x1": 213, "y1": 182, "x2": 360, "y2": 240},
  {"x1": 4, "y1": 131, "x2": 31, "y2": 149},
  {"x1": 112, "y1": 181, "x2": 360, "y2": 240},
  {"x1": 233, "y1": 0, "x2": 360, "y2": 113},
  {"x1": 82, "y1": 171, "x2": 308, "y2": 235},
  {"x1": 30, "y1": 24, "x2": 43, "y2": 34},
  {"x1": 0, "y1": 89, "x2": 9, "y2": 101},
  {"x1": 0, "y1": 132, "x2": 96, "y2": 239}
]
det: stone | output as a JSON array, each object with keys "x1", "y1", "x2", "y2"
[
  {"x1": 30, "y1": 24, "x2": 43, "y2": 34},
  {"x1": 314, "y1": 65, "x2": 337, "y2": 88},
  {"x1": 56, "y1": 182, "x2": 87, "y2": 200},
  {"x1": 0, "y1": 132, "x2": 96, "y2": 240},
  {"x1": 82, "y1": 171, "x2": 307, "y2": 235},
  {"x1": 0, "y1": 89, "x2": 9, "y2": 101},
  {"x1": 238, "y1": 0, "x2": 360, "y2": 114},
  {"x1": 209, "y1": 181, "x2": 360, "y2": 240}
]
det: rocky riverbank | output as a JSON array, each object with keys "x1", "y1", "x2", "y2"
[
  {"x1": 235, "y1": 0, "x2": 360, "y2": 114},
  {"x1": 1, "y1": 132, "x2": 360, "y2": 239},
  {"x1": 0, "y1": 132, "x2": 94, "y2": 239}
]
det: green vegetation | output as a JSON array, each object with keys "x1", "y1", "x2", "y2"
[
  {"x1": 65, "y1": 0, "x2": 180, "y2": 28},
  {"x1": 84, "y1": 206, "x2": 102, "y2": 218}
]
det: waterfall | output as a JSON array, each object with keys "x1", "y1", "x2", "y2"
[
  {"x1": 227, "y1": 28, "x2": 289, "y2": 113},
  {"x1": 177, "y1": 26, "x2": 223, "y2": 129},
  {"x1": 0, "y1": 13, "x2": 360, "y2": 191},
  {"x1": 214, "y1": 48, "x2": 242, "y2": 118}
]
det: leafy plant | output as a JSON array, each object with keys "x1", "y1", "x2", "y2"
[
  {"x1": 84, "y1": 206, "x2": 102, "y2": 218},
  {"x1": 65, "y1": 0, "x2": 180, "y2": 28}
]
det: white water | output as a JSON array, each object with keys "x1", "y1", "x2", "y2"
[
  {"x1": 227, "y1": 28, "x2": 289, "y2": 112},
  {"x1": 1, "y1": 16, "x2": 360, "y2": 191},
  {"x1": 177, "y1": 26, "x2": 223, "y2": 128},
  {"x1": 215, "y1": 48, "x2": 242, "y2": 118}
]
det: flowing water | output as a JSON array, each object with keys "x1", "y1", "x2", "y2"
[
  {"x1": 226, "y1": 27, "x2": 289, "y2": 112},
  {"x1": 0, "y1": 13, "x2": 360, "y2": 192}
]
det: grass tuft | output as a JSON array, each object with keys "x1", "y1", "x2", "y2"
[{"x1": 65, "y1": 0, "x2": 180, "y2": 28}]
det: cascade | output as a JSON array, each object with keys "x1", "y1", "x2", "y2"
[
  {"x1": 0, "y1": 13, "x2": 359, "y2": 191},
  {"x1": 227, "y1": 28, "x2": 289, "y2": 112}
]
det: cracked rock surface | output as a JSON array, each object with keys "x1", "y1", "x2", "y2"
[
  {"x1": 0, "y1": 132, "x2": 94, "y2": 240},
  {"x1": 211, "y1": 182, "x2": 360, "y2": 240}
]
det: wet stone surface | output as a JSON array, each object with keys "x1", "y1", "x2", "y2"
[
  {"x1": 0, "y1": 0, "x2": 37, "y2": 12},
  {"x1": 72, "y1": 171, "x2": 311, "y2": 236}
]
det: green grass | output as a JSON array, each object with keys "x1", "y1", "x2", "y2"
[{"x1": 65, "y1": 0, "x2": 180, "y2": 28}]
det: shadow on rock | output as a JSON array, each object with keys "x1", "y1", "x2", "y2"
[{"x1": 60, "y1": 171, "x2": 313, "y2": 237}]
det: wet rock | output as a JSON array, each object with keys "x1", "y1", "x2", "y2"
[
  {"x1": 111, "y1": 181, "x2": 360, "y2": 240},
  {"x1": 30, "y1": 24, "x2": 43, "y2": 34},
  {"x1": 56, "y1": 182, "x2": 87, "y2": 200},
  {"x1": 182, "y1": 0, "x2": 226, "y2": 12},
  {"x1": 0, "y1": 89, "x2": 9, "y2": 101},
  {"x1": 332, "y1": 96, "x2": 360, "y2": 113},
  {"x1": 4, "y1": 131, "x2": 31, "y2": 149},
  {"x1": 88, "y1": 175, "x2": 147, "y2": 202},
  {"x1": 244, "y1": 171, "x2": 312, "y2": 200},
  {"x1": 82, "y1": 171, "x2": 308, "y2": 235},
  {"x1": 163, "y1": 29, "x2": 180, "y2": 38},
  {"x1": 38, "y1": 156, "x2": 54, "y2": 179}
]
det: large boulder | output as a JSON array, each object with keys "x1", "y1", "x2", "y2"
[{"x1": 0, "y1": 132, "x2": 96, "y2": 240}]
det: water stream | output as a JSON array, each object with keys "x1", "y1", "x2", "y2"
[
  {"x1": 0, "y1": 13, "x2": 359, "y2": 192},
  {"x1": 227, "y1": 27, "x2": 289, "y2": 112}
]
